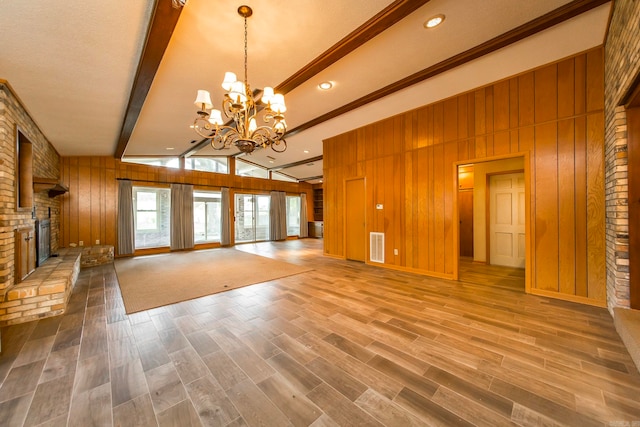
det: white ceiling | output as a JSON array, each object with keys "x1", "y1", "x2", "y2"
[{"x1": 0, "y1": 0, "x2": 611, "y2": 184}]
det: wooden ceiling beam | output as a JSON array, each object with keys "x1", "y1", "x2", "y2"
[
  {"x1": 268, "y1": 155, "x2": 323, "y2": 172},
  {"x1": 276, "y1": 0, "x2": 432, "y2": 94},
  {"x1": 114, "y1": 0, "x2": 183, "y2": 159},
  {"x1": 286, "y1": 0, "x2": 609, "y2": 138}
]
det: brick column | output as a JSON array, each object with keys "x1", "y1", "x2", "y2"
[{"x1": 604, "y1": 0, "x2": 640, "y2": 313}]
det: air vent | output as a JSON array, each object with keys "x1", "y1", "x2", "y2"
[{"x1": 370, "y1": 232, "x2": 384, "y2": 263}]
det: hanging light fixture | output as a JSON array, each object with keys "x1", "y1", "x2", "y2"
[{"x1": 192, "y1": 5, "x2": 287, "y2": 154}]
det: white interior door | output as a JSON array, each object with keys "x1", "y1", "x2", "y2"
[{"x1": 489, "y1": 173, "x2": 525, "y2": 268}]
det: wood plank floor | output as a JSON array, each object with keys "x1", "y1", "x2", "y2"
[{"x1": 1, "y1": 239, "x2": 639, "y2": 426}]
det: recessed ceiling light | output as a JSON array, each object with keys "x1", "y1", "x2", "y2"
[
  {"x1": 424, "y1": 14, "x2": 445, "y2": 29},
  {"x1": 304, "y1": 150, "x2": 309, "y2": 154},
  {"x1": 318, "y1": 81, "x2": 333, "y2": 90},
  {"x1": 269, "y1": 160, "x2": 274, "y2": 164},
  {"x1": 166, "y1": 147, "x2": 175, "y2": 150}
]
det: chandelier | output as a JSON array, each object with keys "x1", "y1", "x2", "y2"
[{"x1": 192, "y1": 5, "x2": 287, "y2": 154}]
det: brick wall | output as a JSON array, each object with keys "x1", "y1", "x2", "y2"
[
  {"x1": 0, "y1": 82, "x2": 61, "y2": 293},
  {"x1": 604, "y1": 0, "x2": 640, "y2": 313}
]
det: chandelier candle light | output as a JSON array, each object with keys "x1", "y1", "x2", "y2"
[{"x1": 193, "y1": 5, "x2": 287, "y2": 153}]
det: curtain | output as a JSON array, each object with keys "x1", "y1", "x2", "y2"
[
  {"x1": 269, "y1": 191, "x2": 287, "y2": 241},
  {"x1": 220, "y1": 187, "x2": 231, "y2": 246},
  {"x1": 117, "y1": 180, "x2": 135, "y2": 256},
  {"x1": 170, "y1": 183, "x2": 194, "y2": 250},
  {"x1": 299, "y1": 192, "x2": 308, "y2": 238}
]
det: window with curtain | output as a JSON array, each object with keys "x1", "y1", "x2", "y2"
[
  {"x1": 286, "y1": 195, "x2": 301, "y2": 236},
  {"x1": 194, "y1": 191, "x2": 222, "y2": 243},
  {"x1": 133, "y1": 187, "x2": 171, "y2": 249}
]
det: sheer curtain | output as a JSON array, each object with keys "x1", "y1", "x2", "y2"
[
  {"x1": 269, "y1": 191, "x2": 287, "y2": 241},
  {"x1": 170, "y1": 183, "x2": 194, "y2": 250},
  {"x1": 299, "y1": 192, "x2": 308, "y2": 238},
  {"x1": 220, "y1": 187, "x2": 231, "y2": 246},
  {"x1": 117, "y1": 180, "x2": 135, "y2": 255}
]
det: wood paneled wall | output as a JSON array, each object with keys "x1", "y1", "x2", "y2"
[
  {"x1": 323, "y1": 47, "x2": 606, "y2": 305},
  {"x1": 59, "y1": 157, "x2": 313, "y2": 251}
]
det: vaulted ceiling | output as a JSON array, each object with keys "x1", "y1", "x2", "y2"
[{"x1": 0, "y1": 0, "x2": 611, "y2": 183}]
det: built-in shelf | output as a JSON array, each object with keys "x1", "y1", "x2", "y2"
[
  {"x1": 33, "y1": 177, "x2": 68, "y2": 198},
  {"x1": 313, "y1": 187, "x2": 323, "y2": 221}
]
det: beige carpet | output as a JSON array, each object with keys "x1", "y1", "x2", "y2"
[{"x1": 114, "y1": 248, "x2": 312, "y2": 314}]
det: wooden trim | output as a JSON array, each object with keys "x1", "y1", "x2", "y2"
[
  {"x1": 530, "y1": 288, "x2": 607, "y2": 308},
  {"x1": 276, "y1": 0, "x2": 432, "y2": 94},
  {"x1": 624, "y1": 78, "x2": 640, "y2": 108},
  {"x1": 452, "y1": 164, "x2": 459, "y2": 280},
  {"x1": 365, "y1": 261, "x2": 456, "y2": 281},
  {"x1": 485, "y1": 172, "x2": 491, "y2": 265},
  {"x1": 114, "y1": 0, "x2": 183, "y2": 158},
  {"x1": 286, "y1": 0, "x2": 609, "y2": 138}
]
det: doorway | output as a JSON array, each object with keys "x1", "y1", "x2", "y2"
[
  {"x1": 456, "y1": 157, "x2": 527, "y2": 291},
  {"x1": 345, "y1": 178, "x2": 366, "y2": 261},
  {"x1": 235, "y1": 193, "x2": 270, "y2": 243}
]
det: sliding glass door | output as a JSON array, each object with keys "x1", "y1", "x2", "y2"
[{"x1": 235, "y1": 193, "x2": 270, "y2": 243}]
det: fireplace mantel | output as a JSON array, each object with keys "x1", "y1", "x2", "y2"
[{"x1": 33, "y1": 177, "x2": 68, "y2": 198}]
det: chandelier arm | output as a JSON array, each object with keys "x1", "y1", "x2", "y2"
[
  {"x1": 193, "y1": 116, "x2": 216, "y2": 139},
  {"x1": 251, "y1": 125, "x2": 279, "y2": 140},
  {"x1": 270, "y1": 138, "x2": 287, "y2": 153},
  {"x1": 208, "y1": 125, "x2": 238, "y2": 150}
]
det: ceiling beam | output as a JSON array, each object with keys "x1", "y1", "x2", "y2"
[
  {"x1": 268, "y1": 155, "x2": 323, "y2": 172},
  {"x1": 114, "y1": 0, "x2": 183, "y2": 159},
  {"x1": 298, "y1": 175, "x2": 323, "y2": 182},
  {"x1": 286, "y1": 0, "x2": 609, "y2": 138},
  {"x1": 276, "y1": 0, "x2": 432, "y2": 95}
]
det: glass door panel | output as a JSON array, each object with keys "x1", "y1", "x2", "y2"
[
  {"x1": 235, "y1": 194, "x2": 270, "y2": 243},
  {"x1": 256, "y1": 195, "x2": 270, "y2": 241}
]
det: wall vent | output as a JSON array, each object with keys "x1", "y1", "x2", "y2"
[{"x1": 370, "y1": 232, "x2": 384, "y2": 263}]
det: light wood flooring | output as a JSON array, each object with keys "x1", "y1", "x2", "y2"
[{"x1": 0, "y1": 239, "x2": 639, "y2": 426}]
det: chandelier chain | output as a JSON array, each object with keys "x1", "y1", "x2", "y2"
[{"x1": 244, "y1": 15, "x2": 248, "y2": 89}]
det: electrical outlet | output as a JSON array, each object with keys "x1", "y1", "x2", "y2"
[
  {"x1": 96, "y1": 240, "x2": 100, "y2": 245},
  {"x1": 394, "y1": 249, "x2": 398, "y2": 255},
  {"x1": 79, "y1": 241, "x2": 84, "y2": 246}
]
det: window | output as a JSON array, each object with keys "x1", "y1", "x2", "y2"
[
  {"x1": 272, "y1": 172, "x2": 297, "y2": 182},
  {"x1": 133, "y1": 187, "x2": 171, "y2": 248},
  {"x1": 235, "y1": 158, "x2": 268, "y2": 179},
  {"x1": 235, "y1": 193, "x2": 270, "y2": 243},
  {"x1": 194, "y1": 191, "x2": 222, "y2": 243},
  {"x1": 286, "y1": 195, "x2": 301, "y2": 236},
  {"x1": 122, "y1": 157, "x2": 180, "y2": 169},
  {"x1": 185, "y1": 157, "x2": 228, "y2": 174}
]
